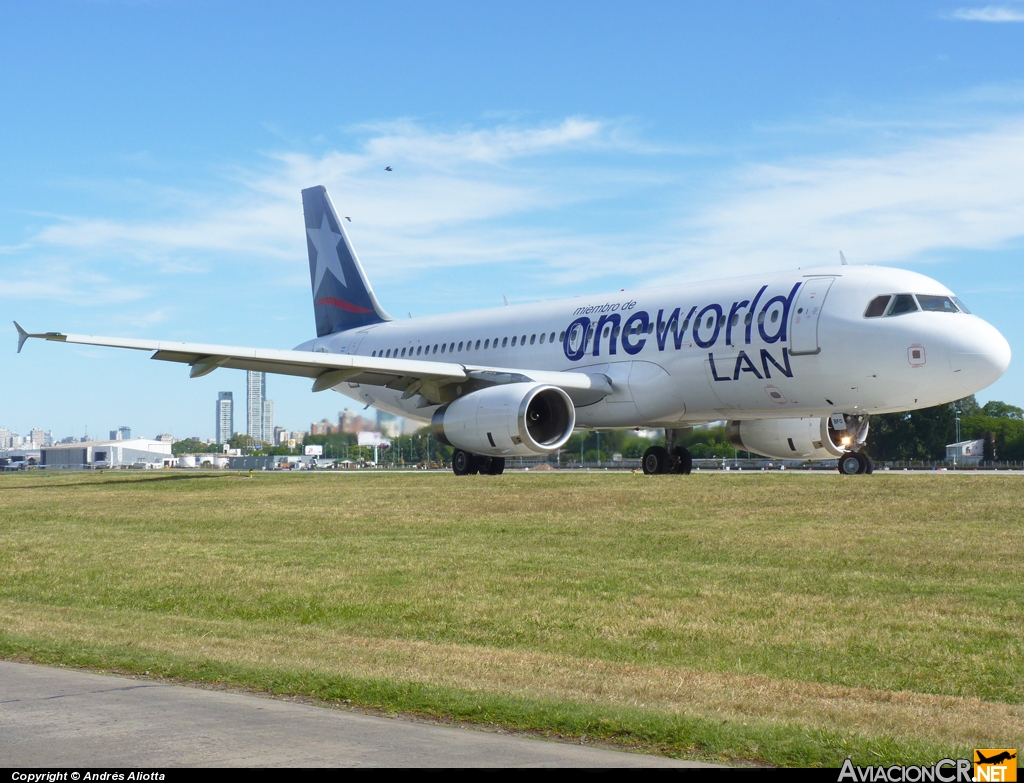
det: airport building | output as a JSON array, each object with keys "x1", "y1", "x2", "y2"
[
  {"x1": 40, "y1": 438, "x2": 173, "y2": 469},
  {"x1": 946, "y1": 439, "x2": 986, "y2": 465}
]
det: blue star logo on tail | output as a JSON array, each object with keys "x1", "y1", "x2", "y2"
[{"x1": 307, "y1": 213, "x2": 347, "y2": 293}]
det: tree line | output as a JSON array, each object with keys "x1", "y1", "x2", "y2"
[{"x1": 867, "y1": 396, "x2": 1023, "y2": 462}]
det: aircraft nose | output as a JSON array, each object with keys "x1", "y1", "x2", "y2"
[{"x1": 948, "y1": 317, "x2": 1011, "y2": 393}]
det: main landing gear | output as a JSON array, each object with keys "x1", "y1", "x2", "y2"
[
  {"x1": 642, "y1": 427, "x2": 694, "y2": 475},
  {"x1": 641, "y1": 445, "x2": 693, "y2": 474},
  {"x1": 838, "y1": 451, "x2": 874, "y2": 475},
  {"x1": 451, "y1": 449, "x2": 505, "y2": 476}
]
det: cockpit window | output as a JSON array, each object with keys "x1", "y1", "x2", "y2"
[
  {"x1": 952, "y1": 297, "x2": 971, "y2": 314},
  {"x1": 917, "y1": 295, "x2": 958, "y2": 313},
  {"x1": 887, "y1": 294, "x2": 919, "y2": 316},
  {"x1": 864, "y1": 295, "x2": 891, "y2": 318}
]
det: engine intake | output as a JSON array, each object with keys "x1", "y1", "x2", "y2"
[
  {"x1": 432, "y1": 383, "x2": 576, "y2": 457},
  {"x1": 727, "y1": 415, "x2": 869, "y2": 461}
]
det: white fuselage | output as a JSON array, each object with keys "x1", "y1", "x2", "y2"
[{"x1": 296, "y1": 265, "x2": 1010, "y2": 429}]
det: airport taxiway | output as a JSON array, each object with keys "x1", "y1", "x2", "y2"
[{"x1": 0, "y1": 661, "x2": 714, "y2": 767}]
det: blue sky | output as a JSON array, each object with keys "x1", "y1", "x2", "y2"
[{"x1": 2, "y1": 0, "x2": 1023, "y2": 440}]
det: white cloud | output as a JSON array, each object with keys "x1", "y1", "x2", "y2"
[
  {"x1": 8, "y1": 113, "x2": 1024, "y2": 304},
  {"x1": 661, "y1": 120, "x2": 1024, "y2": 283},
  {"x1": 945, "y1": 5, "x2": 1024, "y2": 21},
  {"x1": 14, "y1": 118, "x2": 642, "y2": 280},
  {"x1": 0, "y1": 265, "x2": 150, "y2": 304}
]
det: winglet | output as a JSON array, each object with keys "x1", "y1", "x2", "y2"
[
  {"x1": 839, "y1": 251, "x2": 849, "y2": 266},
  {"x1": 14, "y1": 321, "x2": 29, "y2": 354}
]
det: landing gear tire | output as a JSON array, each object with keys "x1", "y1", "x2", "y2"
[
  {"x1": 672, "y1": 446, "x2": 693, "y2": 475},
  {"x1": 642, "y1": 446, "x2": 671, "y2": 475},
  {"x1": 862, "y1": 454, "x2": 874, "y2": 474},
  {"x1": 839, "y1": 452, "x2": 867, "y2": 475},
  {"x1": 452, "y1": 449, "x2": 476, "y2": 476},
  {"x1": 486, "y1": 457, "x2": 505, "y2": 475}
]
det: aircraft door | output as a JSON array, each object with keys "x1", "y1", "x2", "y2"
[{"x1": 789, "y1": 277, "x2": 835, "y2": 355}]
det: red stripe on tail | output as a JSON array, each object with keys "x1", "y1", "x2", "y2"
[{"x1": 316, "y1": 297, "x2": 374, "y2": 314}]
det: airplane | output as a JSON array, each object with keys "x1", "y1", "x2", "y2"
[
  {"x1": 15, "y1": 185, "x2": 1011, "y2": 476},
  {"x1": 976, "y1": 751, "x2": 1016, "y2": 765}
]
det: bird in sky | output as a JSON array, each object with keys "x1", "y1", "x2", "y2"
[
  {"x1": 344, "y1": 216, "x2": 351, "y2": 222},
  {"x1": 385, "y1": 166, "x2": 392, "y2": 171}
]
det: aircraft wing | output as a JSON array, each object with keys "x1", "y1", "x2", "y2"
[{"x1": 14, "y1": 322, "x2": 612, "y2": 404}]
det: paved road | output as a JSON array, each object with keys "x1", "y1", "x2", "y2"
[{"x1": 0, "y1": 661, "x2": 712, "y2": 767}]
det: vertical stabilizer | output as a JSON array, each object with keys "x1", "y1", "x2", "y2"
[{"x1": 301, "y1": 186, "x2": 391, "y2": 337}]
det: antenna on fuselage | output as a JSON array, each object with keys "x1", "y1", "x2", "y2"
[{"x1": 839, "y1": 251, "x2": 849, "y2": 266}]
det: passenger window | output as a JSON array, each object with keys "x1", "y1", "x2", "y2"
[
  {"x1": 611, "y1": 326, "x2": 619, "y2": 340},
  {"x1": 917, "y1": 295, "x2": 958, "y2": 313},
  {"x1": 450, "y1": 343, "x2": 455, "y2": 352},
  {"x1": 887, "y1": 294, "x2": 918, "y2": 316},
  {"x1": 484, "y1": 339, "x2": 490, "y2": 349},
  {"x1": 559, "y1": 331, "x2": 565, "y2": 342},
  {"x1": 770, "y1": 311, "x2": 778, "y2": 323},
  {"x1": 864, "y1": 295, "x2": 890, "y2": 318},
  {"x1": 549, "y1": 332, "x2": 556, "y2": 342},
  {"x1": 682, "y1": 318, "x2": 690, "y2": 330},
  {"x1": 706, "y1": 316, "x2": 714, "y2": 329},
  {"x1": 602, "y1": 326, "x2": 609, "y2": 338},
  {"x1": 757, "y1": 312, "x2": 765, "y2": 324},
  {"x1": 417, "y1": 346, "x2": 422, "y2": 355},
  {"x1": 371, "y1": 350, "x2": 376, "y2": 357},
  {"x1": 744, "y1": 313, "x2": 752, "y2": 325},
  {"x1": 539, "y1": 333, "x2": 546, "y2": 344},
  {"x1": 731, "y1": 314, "x2": 739, "y2": 327},
  {"x1": 401, "y1": 347, "x2": 407, "y2": 357},
  {"x1": 511, "y1": 336, "x2": 517, "y2": 346},
  {"x1": 433, "y1": 344, "x2": 438, "y2": 353},
  {"x1": 475, "y1": 340, "x2": 481, "y2": 349},
  {"x1": 458, "y1": 341, "x2": 464, "y2": 351},
  {"x1": 440, "y1": 344, "x2": 446, "y2": 353}
]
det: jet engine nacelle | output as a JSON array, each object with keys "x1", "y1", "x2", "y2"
[
  {"x1": 432, "y1": 382, "x2": 576, "y2": 457},
  {"x1": 727, "y1": 415, "x2": 869, "y2": 461}
]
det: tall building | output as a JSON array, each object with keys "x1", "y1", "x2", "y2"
[
  {"x1": 0, "y1": 428, "x2": 11, "y2": 449},
  {"x1": 246, "y1": 371, "x2": 266, "y2": 442},
  {"x1": 262, "y1": 399, "x2": 274, "y2": 444},
  {"x1": 216, "y1": 392, "x2": 233, "y2": 444}
]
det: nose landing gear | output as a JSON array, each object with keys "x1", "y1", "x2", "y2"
[{"x1": 838, "y1": 451, "x2": 874, "y2": 475}]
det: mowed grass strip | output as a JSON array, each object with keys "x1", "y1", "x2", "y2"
[{"x1": 1, "y1": 471, "x2": 1021, "y2": 765}]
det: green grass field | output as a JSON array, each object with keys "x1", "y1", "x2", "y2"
[{"x1": 1, "y1": 470, "x2": 1021, "y2": 765}]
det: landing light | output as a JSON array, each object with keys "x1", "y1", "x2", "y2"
[{"x1": 841, "y1": 436, "x2": 852, "y2": 446}]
